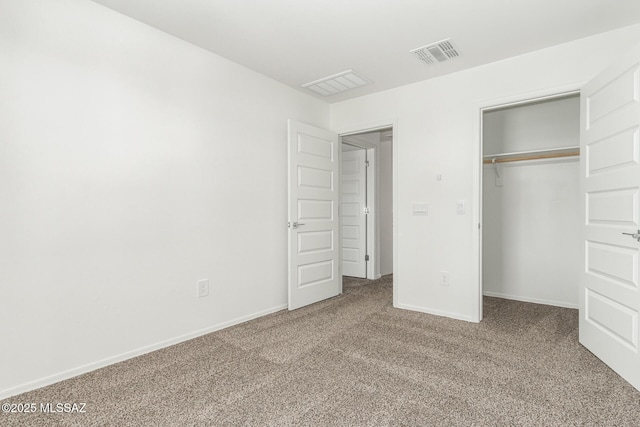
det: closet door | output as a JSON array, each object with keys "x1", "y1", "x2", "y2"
[{"x1": 580, "y1": 42, "x2": 640, "y2": 391}]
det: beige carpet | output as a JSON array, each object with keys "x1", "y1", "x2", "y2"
[{"x1": 2, "y1": 275, "x2": 639, "y2": 426}]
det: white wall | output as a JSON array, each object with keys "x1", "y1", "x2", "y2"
[
  {"x1": 379, "y1": 139, "x2": 393, "y2": 276},
  {"x1": 483, "y1": 96, "x2": 580, "y2": 308},
  {"x1": 483, "y1": 161, "x2": 581, "y2": 307},
  {"x1": 484, "y1": 96, "x2": 580, "y2": 154},
  {"x1": 331, "y1": 24, "x2": 640, "y2": 321},
  {"x1": 0, "y1": 0, "x2": 329, "y2": 398}
]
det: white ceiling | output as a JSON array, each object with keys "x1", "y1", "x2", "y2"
[{"x1": 90, "y1": 0, "x2": 640, "y2": 103}]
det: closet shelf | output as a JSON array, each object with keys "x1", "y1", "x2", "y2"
[{"x1": 483, "y1": 146, "x2": 579, "y2": 164}]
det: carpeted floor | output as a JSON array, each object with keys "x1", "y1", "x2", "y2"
[{"x1": 2, "y1": 275, "x2": 639, "y2": 426}]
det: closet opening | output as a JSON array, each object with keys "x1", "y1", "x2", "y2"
[{"x1": 480, "y1": 92, "x2": 581, "y2": 313}]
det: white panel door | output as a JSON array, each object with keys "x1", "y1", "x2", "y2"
[
  {"x1": 341, "y1": 149, "x2": 367, "y2": 278},
  {"x1": 288, "y1": 120, "x2": 340, "y2": 310},
  {"x1": 580, "y1": 42, "x2": 640, "y2": 391}
]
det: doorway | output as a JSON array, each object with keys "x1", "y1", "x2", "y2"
[
  {"x1": 340, "y1": 128, "x2": 393, "y2": 282},
  {"x1": 287, "y1": 119, "x2": 396, "y2": 310},
  {"x1": 478, "y1": 90, "x2": 581, "y2": 317}
]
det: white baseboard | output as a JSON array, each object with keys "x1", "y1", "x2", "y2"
[
  {"x1": 482, "y1": 291, "x2": 578, "y2": 309},
  {"x1": 0, "y1": 304, "x2": 287, "y2": 400},
  {"x1": 395, "y1": 303, "x2": 477, "y2": 323}
]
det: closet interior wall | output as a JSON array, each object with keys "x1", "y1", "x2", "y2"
[{"x1": 482, "y1": 95, "x2": 581, "y2": 308}]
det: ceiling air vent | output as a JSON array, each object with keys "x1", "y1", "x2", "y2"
[
  {"x1": 411, "y1": 39, "x2": 460, "y2": 65},
  {"x1": 302, "y1": 70, "x2": 371, "y2": 97}
]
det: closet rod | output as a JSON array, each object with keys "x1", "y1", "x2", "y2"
[{"x1": 483, "y1": 148, "x2": 580, "y2": 164}]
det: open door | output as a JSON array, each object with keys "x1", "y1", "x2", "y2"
[
  {"x1": 288, "y1": 120, "x2": 341, "y2": 310},
  {"x1": 580, "y1": 42, "x2": 640, "y2": 391},
  {"x1": 341, "y1": 148, "x2": 367, "y2": 278}
]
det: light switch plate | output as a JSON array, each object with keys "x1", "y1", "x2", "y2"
[{"x1": 456, "y1": 200, "x2": 465, "y2": 215}]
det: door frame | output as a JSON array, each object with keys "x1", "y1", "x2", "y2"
[
  {"x1": 472, "y1": 83, "x2": 584, "y2": 322},
  {"x1": 336, "y1": 119, "x2": 398, "y2": 307}
]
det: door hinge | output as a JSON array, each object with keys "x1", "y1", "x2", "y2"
[
  {"x1": 365, "y1": 160, "x2": 370, "y2": 167},
  {"x1": 365, "y1": 254, "x2": 370, "y2": 261},
  {"x1": 364, "y1": 207, "x2": 370, "y2": 215}
]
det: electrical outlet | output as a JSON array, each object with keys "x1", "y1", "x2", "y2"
[
  {"x1": 197, "y1": 279, "x2": 209, "y2": 298},
  {"x1": 440, "y1": 271, "x2": 449, "y2": 287}
]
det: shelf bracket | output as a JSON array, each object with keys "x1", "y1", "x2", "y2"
[{"x1": 492, "y1": 158, "x2": 504, "y2": 187}]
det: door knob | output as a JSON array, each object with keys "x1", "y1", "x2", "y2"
[
  {"x1": 622, "y1": 230, "x2": 640, "y2": 242},
  {"x1": 289, "y1": 221, "x2": 305, "y2": 229}
]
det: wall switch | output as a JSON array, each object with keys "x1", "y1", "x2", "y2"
[
  {"x1": 456, "y1": 200, "x2": 465, "y2": 215},
  {"x1": 197, "y1": 279, "x2": 209, "y2": 298},
  {"x1": 440, "y1": 271, "x2": 449, "y2": 287}
]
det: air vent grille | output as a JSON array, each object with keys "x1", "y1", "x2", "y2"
[
  {"x1": 411, "y1": 39, "x2": 460, "y2": 65},
  {"x1": 302, "y1": 70, "x2": 371, "y2": 97}
]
